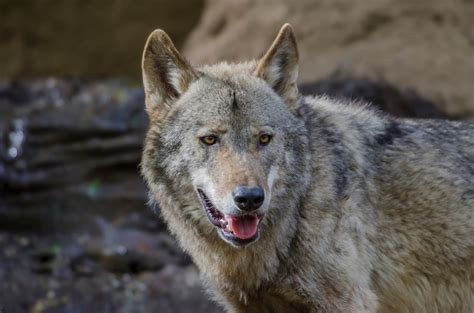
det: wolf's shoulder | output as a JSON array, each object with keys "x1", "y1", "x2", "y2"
[
  {"x1": 298, "y1": 95, "x2": 474, "y2": 167},
  {"x1": 403, "y1": 118, "x2": 474, "y2": 142},
  {"x1": 300, "y1": 94, "x2": 474, "y2": 143}
]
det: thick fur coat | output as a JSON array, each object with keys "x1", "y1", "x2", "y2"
[{"x1": 140, "y1": 24, "x2": 474, "y2": 312}]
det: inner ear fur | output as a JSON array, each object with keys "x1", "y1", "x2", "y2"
[
  {"x1": 255, "y1": 23, "x2": 300, "y2": 107},
  {"x1": 141, "y1": 29, "x2": 197, "y2": 118}
]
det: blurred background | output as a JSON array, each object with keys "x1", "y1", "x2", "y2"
[{"x1": 0, "y1": 0, "x2": 473, "y2": 312}]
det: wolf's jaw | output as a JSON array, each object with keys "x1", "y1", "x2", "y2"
[
  {"x1": 197, "y1": 188, "x2": 236, "y2": 237},
  {"x1": 196, "y1": 188, "x2": 264, "y2": 245},
  {"x1": 197, "y1": 189, "x2": 227, "y2": 229}
]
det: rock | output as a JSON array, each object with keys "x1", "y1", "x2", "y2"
[
  {"x1": 76, "y1": 217, "x2": 188, "y2": 274},
  {"x1": 0, "y1": 79, "x2": 149, "y2": 231},
  {"x1": 183, "y1": 0, "x2": 474, "y2": 119},
  {"x1": 30, "y1": 245, "x2": 60, "y2": 274},
  {"x1": 70, "y1": 254, "x2": 101, "y2": 277}
]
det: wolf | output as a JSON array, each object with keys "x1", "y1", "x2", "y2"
[{"x1": 140, "y1": 24, "x2": 474, "y2": 312}]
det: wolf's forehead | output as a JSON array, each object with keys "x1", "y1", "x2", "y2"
[
  {"x1": 184, "y1": 81, "x2": 248, "y2": 114},
  {"x1": 191, "y1": 75, "x2": 277, "y2": 109},
  {"x1": 175, "y1": 74, "x2": 288, "y2": 130}
]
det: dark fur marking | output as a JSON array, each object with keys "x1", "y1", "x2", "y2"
[
  {"x1": 231, "y1": 89, "x2": 238, "y2": 112},
  {"x1": 334, "y1": 162, "x2": 349, "y2": 197},
  {"x1": 320, "y1": 126, "x2": 350, "y2": 197},
  {"x1": 296, "y1": 100, "x2": 317, "y2": 137},
  {"x1": 320, "y1": 128, "x2": 339, "y2": 145},
  {"x1": 375, "y1": 120, "x2": 404, "y2": 146},
  {"x1": 461, "y1": 190, "x2": 474, "y2": 201}
]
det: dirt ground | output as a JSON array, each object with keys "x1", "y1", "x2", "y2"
[{"x1": 0, "y1": 216, "x2": 220, "y2": 313}]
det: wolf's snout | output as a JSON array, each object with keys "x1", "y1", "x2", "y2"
[{"x1": 232, "y1": 186, "x2": 265, "y2": 212}]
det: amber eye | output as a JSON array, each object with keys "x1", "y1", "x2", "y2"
[
  {"x1": 259, "y1": 134, "x2": 272, "y2": 145},
  {"x1": 200, "y1": 135, "x2": 217, "y2": 145}
]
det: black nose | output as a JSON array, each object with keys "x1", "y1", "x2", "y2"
[{"x1": 232, "y1": 185, "x2": 265, "y2": 212}]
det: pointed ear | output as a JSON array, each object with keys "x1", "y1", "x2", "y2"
[
  {"x1": 142, "y1": 29, "x2": 197, "y2": 118},
  {"x1": 255, "y1": 24, "x2": 299, "y2": 106}
]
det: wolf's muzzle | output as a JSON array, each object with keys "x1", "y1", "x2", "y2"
[{"x1": 232, "y1": 185, "x2": 265, "y2": 212}]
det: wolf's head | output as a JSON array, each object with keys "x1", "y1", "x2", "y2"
[{"x1": 141, "y1": 24, "x2": 309, "y2": 248}]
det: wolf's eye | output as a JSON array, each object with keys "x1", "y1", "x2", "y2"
[
  {"x1": 259, "y1": 134, "x2": 272, "y2": 145},
  {"x1": 200, "y1": 135, "x2": 217, "y2": 145}
]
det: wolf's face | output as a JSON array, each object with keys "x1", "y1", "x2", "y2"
[
  {"x1": 142, "y1": 25, "x2": 307, "y2": 247},
  {"x1": 161, "y1": 76, "x2": 298, "y2": 246}
]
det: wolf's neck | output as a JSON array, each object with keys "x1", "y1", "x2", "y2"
[{"x1": 297, "y1": 96, "x2": 387, "y2": 204}]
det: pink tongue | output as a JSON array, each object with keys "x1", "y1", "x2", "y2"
[{"x1": 226, "y1": 214, "x2": 258, "y2": 239}]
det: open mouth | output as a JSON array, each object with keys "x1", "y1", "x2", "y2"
[{"x1": 196, "y1": 189, "x2": 264, "y2": 246}]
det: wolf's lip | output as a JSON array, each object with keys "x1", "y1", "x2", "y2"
[
  {"x1": 197, "y1": 189, "x2": 226, "y2": 228},
  {"x1": 196, "y1": 189, "x2": 264, "y2": 242}
]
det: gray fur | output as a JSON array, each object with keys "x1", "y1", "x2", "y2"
[{"x1": 141, "y1": 25, "x2": 474, "y2": 312}]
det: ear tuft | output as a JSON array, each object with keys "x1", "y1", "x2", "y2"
[
  {"x1": 255, "y1": 23, "x2": 299, "y2": 107},
  {"x1": 142, "y1": 29, "x2": 197, "y2": 118}
]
